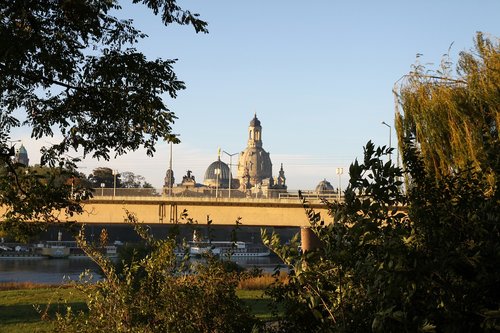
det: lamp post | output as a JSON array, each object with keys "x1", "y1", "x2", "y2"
[
  {"x1": 112, "y1": 169, "x2": 118, "y2": 198},
  {"x1": 336, "y1": 167, "x2": 343, "y2": 201},
  {"x1": 100, "y1": 183, "x2": 105, "y2": 196},
  {"x1": 167, "y1": 134, "x2": 180, "y2": 196},
  {"x1": 223, "y1": 150, "x2": 238, "y2": 198},
  {"x1": 7, "y1": 139, "x2": 21, "y2": 147},
  {"x1": 381, "y1": 121, "x2": 392, "y2": 162},
  {"x1": 214, "y1": 168, "x2": 221, "y2": 198}
]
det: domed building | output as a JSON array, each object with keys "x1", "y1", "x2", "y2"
[
  {"x1": 204, "y1": 156, "x2": 231, "y2": 188},
  {"x1": 162, "y1": 114, "x2": 287, "y2": 198},
  {"x1": 237, "y1": 114, "x2": 273, "y2": 189},
  {"x1": 315, "y1": 179, "x2": 334, "y2": 194}
]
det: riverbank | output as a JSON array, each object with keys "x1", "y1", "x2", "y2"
[{"x1": 0, "y1": 283, "x2": 276, "y2": 333}]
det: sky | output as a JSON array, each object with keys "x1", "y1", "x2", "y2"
[{"x1": 12, "y1": 0, "x2": 500, "y2": 190}]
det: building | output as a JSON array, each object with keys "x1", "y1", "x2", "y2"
[
  {"x1": 315, "y1": 179, "x2": 334, "y2": 194},
  {"x1": 237, "y1": 114, "x2": 273, "y2": 189},
  {"x1": 203, "y1": 155, "x2": 231, "y2": 188},
  {"x1": 237, "y1": 115, "x2": 287, "y2": 197},
  {"x1": 163, "y1": 114, "x2": 287, "y2": 198},
  {"x1": 14, "y1": 144, "x2": 29, "y2": 166}
]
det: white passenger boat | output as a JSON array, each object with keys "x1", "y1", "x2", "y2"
[
  {"x1": 187, "y1": 230, "x2": 270, "y2": 257},
  {"x1": 40, "y1": 245, "x2": 70, "y2": 258},
  {"x1": 188, "y1": 240, "x2": 270, "y2": 257}
]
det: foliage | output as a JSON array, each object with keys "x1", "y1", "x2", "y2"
[
  {"x1": 0, "y1": 1, "x2": 207, "y2": 236},
  {"x1": 54, "y1": 212, "x2": 258, "y2": 333},
  {"x1": 395, "y1": 32, "x2": 500, "y2": 189},
  {"x1": 120, "y1": 171, "x2": 152, "y2": 189},
  {"x1": 88, "y1": 167, "x2": 122, "y2": 188},
  {"x1": 0, "y1": 162, "x2": 90, "y2": 242},
  {"x1": 263, "y1": 140, "x2": 500, "y2": 332}
]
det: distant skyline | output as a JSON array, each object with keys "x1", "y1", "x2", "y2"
[{"x1": 11, "y1": 1, "x2": 500, "y2": 190}]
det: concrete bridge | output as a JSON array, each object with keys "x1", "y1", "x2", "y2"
[{"x1": 73, "y1": 196, "x2": 333, "y2": 227}]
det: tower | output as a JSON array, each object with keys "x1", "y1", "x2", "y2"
[
  {"x1": 14, "y1": 144, "x2": 29, "y2": 166},
  {"x1": 277, "y1": 163, "x2": 286, "y2": 187},
  {"x1": 237, "y1": 114, "x2": 273, "y2": 188}
]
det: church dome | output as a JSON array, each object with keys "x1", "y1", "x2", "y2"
[
  {"x1": 250, "y1": 114, "x2": 261, "y2": 127},
  {"x1": 315, "y1": 179, "x2": 334, "y2": 193},
  {"x1": 203, "y1": 159, "x2": 231, "y2": 188}
]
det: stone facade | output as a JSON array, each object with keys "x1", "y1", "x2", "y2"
[{"x1": 237, "y1": 114, "x2": 273, "y2": 188}]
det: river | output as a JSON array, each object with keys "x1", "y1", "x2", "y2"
[{"x1": 0, "y1": 255, "x2": 284, "y2": 284}]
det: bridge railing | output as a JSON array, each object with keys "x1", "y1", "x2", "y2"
[{"x1": 90, "y1": 188, "x2": 342, "y2": 202}]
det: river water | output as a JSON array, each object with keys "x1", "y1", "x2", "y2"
[{"x1": 0, "y1": 255, "x2": 284, "y2": 284}]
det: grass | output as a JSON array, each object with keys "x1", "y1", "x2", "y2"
[
  {"x1": 0, "y1": 285, "x2": 87, "y2": 333},
  {"x1": 0, "y1": 282, "x2": 281, "y2": 331},
  {"x1": 238, "y1": 271, "x2": 288, "y2": 290}
]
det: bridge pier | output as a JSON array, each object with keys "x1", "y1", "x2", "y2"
[{"x1": 300, "y1": 227, "x2": 323, "y2": 252}]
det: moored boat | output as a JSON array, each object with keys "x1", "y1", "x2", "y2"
[
  {"x1": 41, "y1": 245, "x2": 70, "y2": 258},
  {"x1": 188, "y1": 240, "x2": 270, "y2": 257}
]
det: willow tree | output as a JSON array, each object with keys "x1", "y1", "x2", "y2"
[{"x1": 395, "y1": 32, "x2": 499, "y2": 190}]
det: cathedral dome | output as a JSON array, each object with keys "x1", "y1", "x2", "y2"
[
  {"x1": 315, "y1": 179, "x2": 334, "y2": 193},
  {"x1": 250, "y1": 114, "x2": 261, "y2": 127},
  {"x1": 203, "y1": 159, "x2": 231, "y2": 188}
]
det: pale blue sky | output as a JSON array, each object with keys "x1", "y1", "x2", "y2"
[{"x1": 14, "y1": 1, "x2": 500, "y2": 190}]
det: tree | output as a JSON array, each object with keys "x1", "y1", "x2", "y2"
[
  {"x1": 0, "y1": 161, "x2": 90, "y2": 242},
  {"x1": 88, "y1": 167, "x2": 121, "y2": 188},
  {"x1": 0, "y1": 1, "x2": 208, "y2": 238},
  {"x1": 120, "y1": 171, "x2": 150, "y2": 188},
  {"x1": 264, "y1": 140, "x2": 500, "y2": 332},
  {"x1": 395, "y1": 32, "x2": 500, "y2": 190}
]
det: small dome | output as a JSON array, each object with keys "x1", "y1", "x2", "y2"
[
  {"x1": 250, "y1": 114, "x2": 261, "y2": 127},
  {"x1": 315, "y1": 179, "x2": 334, "y2": 193},
  {"x1": 204, "y1": 159, "x2": 231, "y2": 187}
]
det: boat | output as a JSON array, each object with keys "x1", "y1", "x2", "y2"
[
  {"x1": 188, "y1": 240, "x2": 270, "y2": 257},
  {"x1": 37, "y1": 241, "x2": 118, "y2": 259},
  {"x1": 40, "y1": 245, "x2": 70, "y2": 258},
  {"x1": 186, "y1": 230, "x2": 270, "y2": 257}
]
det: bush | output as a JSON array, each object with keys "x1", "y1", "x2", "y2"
[
  {"x1": 54, "y1": 212, "x2": 258, "y2": 333},
  {"x1": 263, "y1": 141, "x2": 500, "y2": 332}
]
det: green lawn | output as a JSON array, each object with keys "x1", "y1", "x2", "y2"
[
  {"x1": 0, "y1": 287, "x2": 87, "y2": 333},
  {"x1": 0, "y1": 287, "x2": 276, "y2": 332}
]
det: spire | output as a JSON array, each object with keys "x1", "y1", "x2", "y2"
[{"x1": 248, "y1": 114, "x2": 262, "y2": 148}]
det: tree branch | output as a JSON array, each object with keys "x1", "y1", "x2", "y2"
[{"x1": 0, "y1": 63, "x2": 84, "y2": 92}]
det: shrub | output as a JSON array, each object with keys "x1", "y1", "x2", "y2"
[
  {"x1": 263, "y1": 141, "x2": 500, "y2": 332},
  {"x1": 54, "y1": 212, "x2": 258, "y2": 333}
]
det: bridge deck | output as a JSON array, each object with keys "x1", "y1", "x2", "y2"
[{"x1": 75, "y1": 196, "x2": 333, "y2": 227}]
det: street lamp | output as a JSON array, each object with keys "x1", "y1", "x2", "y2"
[
  {"x1": 7, "y1": 139, "x2": 21, "y2": 147},
  {"x1": 100, "y1": 183, "x2": 105, "y2": 196},
  {"x1": 214, "y1": 168, "x2": 221, "y2": 198},
  {"x1": 336, "y1": 167, "x2": 343, "y2": 201},
  {"x1": 381, "y1": 121, "x2": 392, "y2": 162},
  {"x1": 112, "y1": 169, "x2": 118, "y2": 198},
  {"x1": 167, "y1": 134, "x2": 180, "y2": 196},
  {"x1": 223, "y1": 150, "x2": 239, "y2": 198}
]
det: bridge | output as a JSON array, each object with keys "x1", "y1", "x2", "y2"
[
  {"x1": 73, "y1": 195, "x2": 333, "y2": 227},
  {"x1": 1, "y1": 192, "x2": 336, "y2": 250}
]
